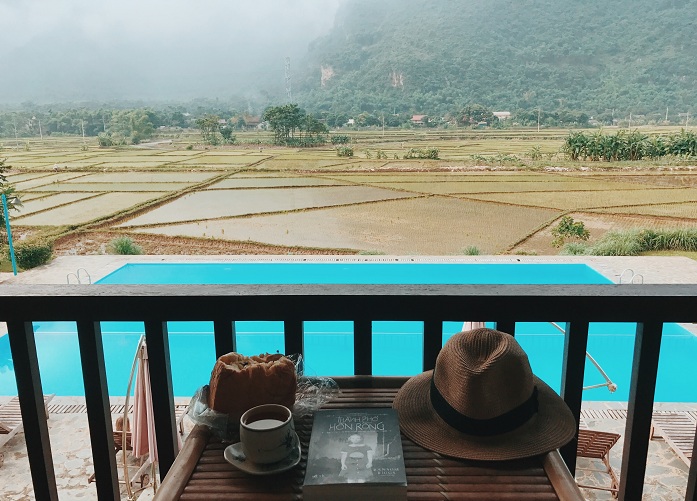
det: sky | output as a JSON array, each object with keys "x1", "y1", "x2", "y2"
[{"x1": 0, "y1": 0, "x2": 344, "y2": 103}]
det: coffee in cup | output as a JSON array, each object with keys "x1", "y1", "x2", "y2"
[{"x1": 240, "y1": 404, "x2": 297, "y2": 464}]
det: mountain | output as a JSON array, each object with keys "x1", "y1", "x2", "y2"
[{"x1": 295, "y1": 0, "x2": 697, "y2": 118}]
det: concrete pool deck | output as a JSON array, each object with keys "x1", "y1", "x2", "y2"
[{"x1": 2, "y1": 254, "x2": 697, "y2": 499}]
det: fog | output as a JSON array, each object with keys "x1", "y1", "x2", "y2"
[{"x1": 0, "y1": 0, "x2": 343, "y2": 104}]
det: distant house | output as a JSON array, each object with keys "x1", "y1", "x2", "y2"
[
  {"x1": 245, "y1": 116, "x2": 262, "y2": 129},
  {"x1": 217, "y1": 119, "x2": 228, "y2": 126},
  {"x1": 493, "y1": 111, "x2": 511, "y2": 120},
  {"x1": 346, "y1": 118, "x2": 356, "y2": 126},
  {"x1": 411, "y1": 114, "x2": 428, "y2": 126}
]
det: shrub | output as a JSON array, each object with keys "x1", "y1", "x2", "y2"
[
  {"x1": 336, "y1": 146, "x2": 354, "y2": 157},
  {"x1": 108, "y1": 236, "x2": 143, "y2": 255},
  {"x1": 403, "y1": 147, "x2": 439, "y2": 160},
  {"x1": 12, "y1": 240, "x2": 53, "y2": 269},
  {"x1": 331, "y1": 135, "x2": 351, "y2": 145},
  {"x1": 589, "y1": 230, "x2": 644, "y2": 256},
  {"x1": 560, "y1": 242, "x2": 589, "y2": 255},
  {"x1": 551, "y1": 216, "x2": 590, "y2": 248},
  {"x1": 462, "y1": 246, "x2": 481, "y2": 255},
  {"x1": 97, "y1": 132, "x2": 113, "y2": 147}
]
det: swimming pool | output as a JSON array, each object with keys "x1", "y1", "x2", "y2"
[{"x1": 1, "y1": 262, "x2": 696, "y2": 401}]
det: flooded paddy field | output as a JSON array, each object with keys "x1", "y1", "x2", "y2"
[{"x1": 1, "y1": 132, "x2": 695, "y2": 256}]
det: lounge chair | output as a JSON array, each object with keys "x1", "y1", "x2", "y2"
[
  {"x1": 0, "y1": 394, "x2": 55, "y2": 467},
  {"x1": 576, "y1": 428, "x2": 621, "y2": 498},
  {"x1": 650, "y1": 412, "x2": 695, "y2": 466}
]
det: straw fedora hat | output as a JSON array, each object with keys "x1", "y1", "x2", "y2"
[{"x1": 393, "y1": 328, "x2": 576, "y2": 460}]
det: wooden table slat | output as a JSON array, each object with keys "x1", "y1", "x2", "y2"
[{"x1": 157, "y1": 385, "x2": 584, "y2": 501}]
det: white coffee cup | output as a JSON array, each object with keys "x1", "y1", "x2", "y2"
[{"x1": 239, "y1": 404, "x2": 297, "y2": 464}]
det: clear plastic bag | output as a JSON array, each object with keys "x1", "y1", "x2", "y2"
[{"x1": 185, "y1": 353, "x2": 340, "y2": 440}]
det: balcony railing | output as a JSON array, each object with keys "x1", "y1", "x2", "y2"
[{"x1": 2, "y1": 283, "x2": 697, "y2": 501}]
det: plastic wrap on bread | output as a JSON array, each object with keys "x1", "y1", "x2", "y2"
[
  {"x1": 208, "y1": 352, "x2": 297, "y2": 422},
  {"x1": 186, "y1": 353, "x2": 340, "y2": 440}
]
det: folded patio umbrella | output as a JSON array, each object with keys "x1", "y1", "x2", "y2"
[
  {"x1": 132, "y1": 341, "x2": 158, "y2": 462},
  {"x1": 462, "y1": 321, "x2": 487, "y2": 331}
]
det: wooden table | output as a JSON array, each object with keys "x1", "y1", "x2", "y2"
[{"x1": 156, "y1": 379, "x2": 583, "y2": 500}]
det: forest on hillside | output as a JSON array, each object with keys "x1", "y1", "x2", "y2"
[{"x1": 295, "y1": 0, "x2": 697, "y2": 119}]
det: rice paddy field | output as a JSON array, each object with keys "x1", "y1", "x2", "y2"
[{"x1": 1, "y1": 129, "x2": 696, "y2": 257}]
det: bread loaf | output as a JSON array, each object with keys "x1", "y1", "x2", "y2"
[{"x1": 208, "y1": 352, "x2": 297, "y2": 422}]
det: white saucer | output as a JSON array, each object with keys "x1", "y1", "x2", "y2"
[{"x1": 224, "y1": 431, "x2": 301, "y2": 476}]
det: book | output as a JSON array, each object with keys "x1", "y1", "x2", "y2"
[{"x1": 303, "y1": 408, "x2": 407, "y2": 501}]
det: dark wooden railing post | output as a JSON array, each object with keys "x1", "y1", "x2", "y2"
[
  {"x1": 423, "y1": 319, "x2": 442, "y2": 371},
  {"x1": 144, "y1": 320, "x2": 178, "y2": 479},
  {"x1": 7, "y1": 320, "x2": 58, "y2": 501},
  {"x1": 76, "y1": 320, "x2": 120, "y2": 500},
  {"x1": 354, "y1": 319, "x2": 372, "y2": 376},
  {"x1": 618, "y1": 321, "x2": 663, "y2": 501},
  {"x1": 284, "y1": 318, "x2": 304, "y2": 358},
  {"x1": 559, "y1": 321, "x2": 590, "y2": 472},
  {"x1": 495, "y1": 321, "x2": 516, "y2": 336},
  {"x1": 213, "y1": 319, "x2": 235, "y2": 358}
]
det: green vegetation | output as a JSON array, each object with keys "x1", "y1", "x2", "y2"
[
  {"x1": 462, "y1": 246, "x2": 481, "y2": 255},
  {"x1": 108, "y1": 236, "x2": 143, "y2": 255},
  {"x1": 336, "y1": 146, "x2": 354, "y2": 157},
  {"x1": 331, "y1": 135, "x2": 351, "y2": 145},
  {"x1": 551, "y1": 216, "x2": 590, "y2": 248},
  {"x1": 563, "y1": 129, "x2": 697, "y2": 161},
  {"x1": 403, "y1": 148, "x2": 439, "y2": 160},
  {"x1": 12, "y1": 240, "x2": 53, "y2": 269},
  {"x1": 0, "y1": 157, "x2": 19, "y2": 227},
  {"x1": 262, "y1": 104, "x2": 328, "y2": 146},
  {"x1": 561, "y1": 228, "x2": 697, "y2": 256},
  {"x1": 299, "y1": 0, "x2": 697, "y2": 119}
]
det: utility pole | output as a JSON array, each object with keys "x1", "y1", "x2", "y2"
[
  {"x1": 665, "y1": 107, "x2": 669, "y2": 123},
  {"x1": 12, "y1": 118, "x2": 19, "y2": 149},
  {"x1": 38, "y1": 118, "x2": 43, "y2": 140},
  {"x1": 537, "y1": 109, "x2": 541, "y2": 133},
  {"x1": 628, "y1": 112, "x2": 632, "y2": 129},
  {"x1": 381, "y1": 114, "x2": 385, "y2": 136},
  {"x1": 284, "y1": 57, "x2": 293, "y2": 103},
  {"x1": 81, "y1": 120, "x2": 86, "y2": 144},
  {"x1": 686, "y1": 112, "x2": 690, "y2": 128}
]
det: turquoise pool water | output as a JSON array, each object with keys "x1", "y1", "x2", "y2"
[{"x1": 1, "y1": 262, "x2": 695, "y2": 401}]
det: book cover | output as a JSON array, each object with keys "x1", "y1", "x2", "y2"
[{"x1": 303, "y1": 408, "x2": 407, "y2": 501}]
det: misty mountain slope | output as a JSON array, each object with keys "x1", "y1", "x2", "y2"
[{"x1": 296, "y1": 0, "x2": 697, "y2": 115}]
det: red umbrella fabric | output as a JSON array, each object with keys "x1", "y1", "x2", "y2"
[
  {"x1": 132, "y1": 341, "x2": 158, "y2": 462},
  {"x1": 132, "y1": 340, "x2": 182, "y2": 463}
]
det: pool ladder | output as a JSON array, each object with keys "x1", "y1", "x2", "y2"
[
  {"x1": 618, "y1": 268, "x2": 644, "y2": 284},
  {"x1": 67, "y1": 268, "x2": 91, "y2": 284}
]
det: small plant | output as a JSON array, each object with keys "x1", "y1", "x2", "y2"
[
  {"x1": 186, "y1": 144, "x2": 194, "y2": 150},
  {"x1": 528, "y1": 145, "x2": 543, "y2": 160},
  {"x1": 551, "y1": 216, "x2": 590, "y2": 248},
  {"x1": 108, "y1": 236, "x2": 143, "y2": 255},
  {"x1": 462, "y1": 245, "x2": 481, "y2": 255},
  {"x1": 336, "y1": 146, "x2": 354, "y2": 157},
  {"x1": 376, "y1": 149, "x2": 388, "y2": 159},
  {"x1": 365, "y1": 149, "x2": 373, "y2": 159},
  {"x1": 12, "y1": 240, "x2": 53, "y2": 269}
]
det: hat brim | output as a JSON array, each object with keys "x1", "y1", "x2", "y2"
[{"x1": 393, "y1": 370, "x2": 576, "y2": 461}]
